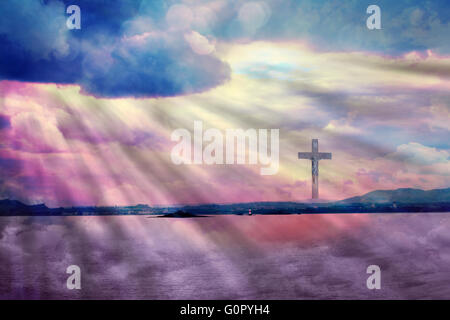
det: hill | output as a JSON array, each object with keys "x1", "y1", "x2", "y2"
[{"x1": 339, "y1": 188, "x2": 450, "y2": 204}]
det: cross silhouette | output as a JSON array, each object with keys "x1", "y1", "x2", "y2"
[{"x1": 298, "y1": 139, "x2": 332, "y2": 199}]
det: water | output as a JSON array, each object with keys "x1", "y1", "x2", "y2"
[{"x1": 0, "y1": 213, "x2": 449, "y2": 299}]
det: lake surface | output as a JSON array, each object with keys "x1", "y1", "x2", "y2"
[{"x1": 1, "y1": 213, "x2": 450, "y2": 299}]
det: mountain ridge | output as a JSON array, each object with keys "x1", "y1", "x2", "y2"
[{"x1": 338, "y1": 187, "x2": 450, "y2": 204}]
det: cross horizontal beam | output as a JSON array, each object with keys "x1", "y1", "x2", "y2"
[{"x1": 298, "y1": 152, "x2": 332, "y2": 160}]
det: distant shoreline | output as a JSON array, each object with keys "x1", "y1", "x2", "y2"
[{"x1": 1, "y1": 187, "x2": 449, "y2": 216}]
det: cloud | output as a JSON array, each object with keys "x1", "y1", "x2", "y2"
[
  {"x1": 79, "y1": 31, "x2": 230, "y2": 98},
  {"x1": 0, "y1": 115, "x2": 10, "y2": 130},
  {"x1": 324, "y1": 119, "x2": 362, "y2": 135},
  {"x1": 0, "y1": 158, "x2": 22, "y2": 178},
  {"x1": 237, "y1": 2, "x2": 271, "y2": 37},
  {"x1": 0, "y1": 0, "x2": 69, "y2": 60},
  {"x1": 252, "y1": 0, "x2": 450, "y2": 54},
  {"x1": 0, "y1": 0, "x2": 231, "y2": 98},
  {"x1": 388, "y1": 142, "x2": 449, "y2": 165},
  {"x1": 184, "y1": 31, "x2": 215, "y2": 55},
  {"x1": 10, "y1": 112, "x2": 67, "y2": 153}
]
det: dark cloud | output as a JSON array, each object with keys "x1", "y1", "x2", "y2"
[
  {"x1": 0, "y1": 0, "x2": 230, "y2": 98},
  {"x1": 79, "y1": 35, "x2": 231, "y2": 98},
  {"x1": 0, "y1": 158, "x2": 22, "y2": 178},
  {"x1": 0, "y1": 115, "x2": 10, "y2": 130}
]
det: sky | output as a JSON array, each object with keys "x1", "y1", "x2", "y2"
[{"x1": 0, "y1": 0, "x2": 449, "y2": 207}]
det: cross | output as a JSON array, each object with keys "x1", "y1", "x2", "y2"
[{"x1": 298, "y1": 139, "x2": 332, "y2": 199}]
